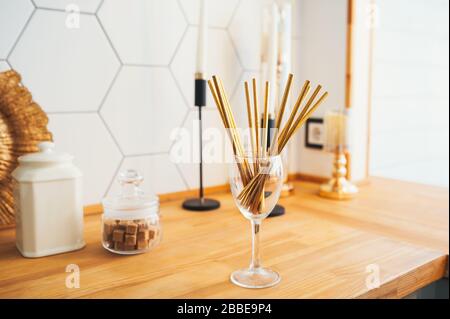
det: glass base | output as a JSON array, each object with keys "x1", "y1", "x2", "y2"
[{"x1": 230, "y1": 267, "x2": 281, "y2": 289}]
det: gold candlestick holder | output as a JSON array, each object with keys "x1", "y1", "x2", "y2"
[
  {"x1": 319, "y1": 109, "x2": 358, "y2": 200},
  {"x1": 319, "y1": 150, "x2": 358, "y2": 200}
]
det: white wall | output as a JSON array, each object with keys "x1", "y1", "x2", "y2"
[
  {"x1": 0, "y1": 0, "x2": 266, "y2": 205},
  {"x1": 291, "y1": 0, "x2": 348, "y2": 179},
  {"x1": 370, "y1": 0, "x2": 449, "y2": 187},
  {"x1": 347, "y1": 0, "x2": 372, "y2": 182},
  {"x1": 0, "y1": 0, "x2": 285, "y2": 205},
  {"x1": 1, "y1": 0, "x2": 363, "y2": 205}
]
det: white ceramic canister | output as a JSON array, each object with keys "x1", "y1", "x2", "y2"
[{"x1": 12, "y1": 142, "x2": 85, "y2": 258}]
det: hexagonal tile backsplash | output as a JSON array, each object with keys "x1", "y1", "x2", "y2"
[
  {"x1": 178, "y1": 0, "x2": 240, "y2": 28},
  {"x1": 9, "y1": 9, "x2": 120, "y2": 112},
  {"x1": 0, "y1": 60, "x2": 11, "y2": 72},
  {"x1": 1, "y1": 0, "x2": 265, "y2": 205},
  {"x1": 33, "y1": 0, "x2": 103, "y2": 13},
  {"x1": 171, "y1": 26, "x2": 243, "y2": 110},
  {"x1": 100, "y1": 66, "x2": 187, "y2": 155},
  {"x1": 47, "y1": 113, "x2": 122, "y2": 205},
  {"x1": 229, "y1": 0, "x2": 264, "y2": 71},
  {"x1": 0, "y1": 0, "x2": 34, "y2": 59},
  {"x1": 98, "y1": 0, "x2": 187, "y2": 65},
  {"x1": 171, "y1": 108, "x2": 229, "y2": 190}
]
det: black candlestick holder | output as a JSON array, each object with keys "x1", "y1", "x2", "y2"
[{"x1": 182, "y1": 77, "x2": 221, "y2": 212}]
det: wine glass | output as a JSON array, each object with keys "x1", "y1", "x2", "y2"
[{"x1": 229, "y1": 154, "x2": 284, "y2": 289}]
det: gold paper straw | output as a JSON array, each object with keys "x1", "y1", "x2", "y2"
[
  {"x1": 245, "y1": 81, "x2": 257, "y2": 173},
  {"x1": 208, "y1": 80, "x2": 239, "y2": 156},
  {"x1": 269, "y1": 73, "x2": 294, "y2": 155},
  {"x1": 274, "y1": 73, "x2": 294, "y2": 130},
  {"x1": 208, "y1": 80, "x2": 227, "y2": 127},
  {"x1": 215, "y1": 76, "x2": 252, "y2": 184},
  {"x1": 279, "y1": 85, "x2": 323, "y2": 149},
  {"x1": 252, "y1": 78, "x2": 260, "y2": 161},
  {"x1": 277, "y1": 81, "x2": 311, "y2": 149},
  {"x1": 211, "y1": 77, "x2": 249, "y2": 183},
  {"x1": 280, "y1": 91, "x2": 329, "y2": 151},
  {"x1": 262, "y1": 81, "x2": 270, "y2": 156},
  {"x1": 208, "y1": 73, "x2": 328, "y2": 215}
]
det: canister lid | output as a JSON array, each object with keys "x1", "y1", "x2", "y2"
[
  {"x1": 102, "y1": 170, "x2": 159, "y2": 220},
  {"x1": 18, "y1": 142, "x2": 73, "y2": 164}
]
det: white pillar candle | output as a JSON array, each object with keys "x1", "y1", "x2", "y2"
[
  {"x1": 277, "y1": 2, "x2": 292, "y2": 179},
  {"x1": 260, "y1": 4, "x2": 271, "y2": 101},
  {"x1": 324, "y1": 110, "x2": 348, "y2": 153},
  {"x1": 278, "y1": 2, "x2": 291, "y2": 100},
  {"x1": 267, "y1": 2, "x2": 279, "y2": 115},
  {"x1": 196, "y1": 0, "x2": 208, "y2": 77}
]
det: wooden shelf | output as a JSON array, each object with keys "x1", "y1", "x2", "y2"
[{"x1": 0, "y1": 177, "x2": 448, "y2": 298}]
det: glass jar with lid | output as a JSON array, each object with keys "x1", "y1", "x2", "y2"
[{"x1": 101, "y1": 170, "x2": 161, "y2": 255}]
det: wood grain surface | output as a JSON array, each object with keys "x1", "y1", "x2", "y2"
[{"x1": 0, "y1": 178, "x2": 448, "y2": 298}]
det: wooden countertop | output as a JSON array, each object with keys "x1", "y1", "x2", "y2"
[{"x1": 0, "y1": 177, "x2": 448, "y2": 298}]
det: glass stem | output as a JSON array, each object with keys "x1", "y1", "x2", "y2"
[{"x1": 250, "y1": 219, "x2": 261, "y2": 270}]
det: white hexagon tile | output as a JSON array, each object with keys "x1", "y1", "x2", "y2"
[
  {"x1": 100, "y1": 66, "x2": 188, "y2": 155},
  {"x1": 0, "y1": 60, "x2": 11, "y2": 72},
  {"x1": 98, "y1": 0, "x2": 187, "y2": 65},
  {"x1": 171, "y1": 26, "x2": 242, "y2": 109},
  {"x1": 229, "y1": 0, "x2": 265, "y2": 71},
  {"x1": 33, "y1": 0, "x2": 103, "y2": 13},
  {"x1": 170, "y1": 108, "x2": 229, "y2": 189},
  {"x1": 0, "y1": 0, "x2": 34, "y2": 59},
  {"x1": 107, "y1": 154, "x2": 186, "y2": 198},
  {"x1": 178, "y1": 0, "x2": 240, "y2": 28},
  {"x1": 0, "y1": 0, "x2": 268, "y2": 205},
  {"x1": 9, "y1": 9, "x2": 120, "y2": 113},
  {"x1": 230, "y1": 71, "x2": 261, "y2": 130},
  {"x1": 47, "y1": 114, "x2": 122, "y2": 205}
]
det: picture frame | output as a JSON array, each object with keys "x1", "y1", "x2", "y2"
[{"x1": 305, "y1": 118, "x2": 324, "y2": 150}]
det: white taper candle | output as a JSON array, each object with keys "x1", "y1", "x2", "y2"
[
  {"x1": 196, "y1": 0, "x2": 208, "y2": 77},
  {"x1": 268, "y1": 2, "x2": 279, "y2": 115}
]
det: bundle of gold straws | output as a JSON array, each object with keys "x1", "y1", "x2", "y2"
[{"x1": 208, "y1": 74, "x2": 328, "y2": 213}]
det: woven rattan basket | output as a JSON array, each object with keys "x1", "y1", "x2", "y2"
[{"x1": 0, "y1": 70, "x2": 52, "y2": 227}]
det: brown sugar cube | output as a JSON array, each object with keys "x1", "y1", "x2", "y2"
[
  {"x1": 118, "y1": 221, "x2": 129, "y2": 230},
  {"x1": 112, "y1": 229, "x2": 125, "y2": 242},
  {"x1": 103, "y1": 222, "x2": 115, "y2": 242},
  {"x1": 136, "y1": 239, "x2": 148, "y2": 250},
  {"x1": 137, "y1": 229, "x2": 149, "y2": 241},
  {"x1": 103, "y1": 231, "x2": 112, "y2": 242},
  {"x1": 138, "y1": 222, "x2": 149, "y2": 231},
  {"x1": 148, "y1": 229, "x2": 156, "y2": 240},
  {"x1": 114, "y1": 241, "x2": 125, "y2": 251},
  {"x1": 126, "y1": 223, "x2": 138, "y2": 235},
  {"x1": 124, "y1": 244, "x2": 136, "y2": 251},
  {"x1": 104, "y1": 221, "x2": 115, "y2": 235},
  {"x1": 125, "y1": 234, "x2": 137, "y2": 246}
]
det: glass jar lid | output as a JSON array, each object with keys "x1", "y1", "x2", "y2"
[{"x1": 102, "y1": 170, "x2": 159, "y2": 220}]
